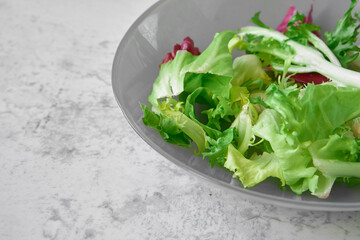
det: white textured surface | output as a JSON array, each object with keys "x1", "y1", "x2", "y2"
[{"x1": 1, "y1": 0, "x2": 360, "y2": 239}]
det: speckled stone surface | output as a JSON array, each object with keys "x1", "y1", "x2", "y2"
[{"x1": 1, "y1": 0, "x2": 360, "y2": 239}]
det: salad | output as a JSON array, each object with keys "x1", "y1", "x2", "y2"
[{"x1": 141, "y1": 0, "x2": 360, "y2": 198}]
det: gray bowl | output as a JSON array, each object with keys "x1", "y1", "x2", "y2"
[{"x1": 112, "y1": 0, "x2": 360, "y2": 211}]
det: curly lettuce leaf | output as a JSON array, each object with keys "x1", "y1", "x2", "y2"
[
  {"x1": 251, "y1": 11, "x2": 271, "y2": 29},
  {"x1": 225, "y1": 144, "x2": 285, "y2": 188},
  {"x1": 253, "y1": 84, "x2": 360, "y2": 196},
  {"x1": 230, "y1": 104, "x2": 254, "y2": 154},
  {"x1": 285, "y1": 12, "x2": 322, "y2": 46},
  {"x1": 325, "y1": 0, "x2": 360, "y2": 68},
  {"x1": 265, "y1": 84, "x2": 360, "y2": 142},
  {"x1": 253, "y1": 108, "x2": 335, "y2": 197},
  {"x1": 309, "y1": 134, "x2": 360, "y2": 178},
  {"x1": 307, "y1": 134, "x2": 360, "y2": 197},
  {"x1": 202, "y1": 97, "x2": 239, "y2": 129},
  {"x1": 142, "y1": 99, "x2": 207, "y2": 154},
  {"x1": 142, "y1": 104, "x2": 191, "y2": 147},
  {"x1": 203, "y1": 127, "x2": 237, "y2": 167},
  {"x1": 237, "y1": 25, "x2": 360, "y2": 87},
  {"x1": 297, "y1": 84, "x2": 360, "y2": 141},
  {"x1": 253, "y1": 109, "x2": 317, "y2": 186},
  {"x1": 183, "y1": 72, "x2": 233, "y2": 100},
  {"x1": 148, "y1": 31, "x2": 235, "y2": 107},
  {"x1": 182, "y1": 87, "x2": 221, "y2": 138},
  {"x1": 232, "y1": 54, "x2": 272, "y2": 88}
]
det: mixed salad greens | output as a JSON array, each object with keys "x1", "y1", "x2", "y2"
[{"x1": 142, "y1": 0, "x2": 360, "y2": 198}]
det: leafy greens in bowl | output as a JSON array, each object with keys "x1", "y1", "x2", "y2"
[{"x1": 112, "y1": 0, "x2": 360, "y2": 210}]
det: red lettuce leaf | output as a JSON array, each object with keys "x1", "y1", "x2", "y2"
[{"x1": 160, "y1": 37, "x2": 200, "y2": 67}]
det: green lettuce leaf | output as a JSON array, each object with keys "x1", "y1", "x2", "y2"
[
  {"x1": 225, "y1": 144, "x2": 285, "y2": 188},
  {"x1": 230, "y1": 104, "x2": 254, "y2": 154},
  {"x1": 325, "y1": 0, "x2": 360, "y2": 68},
  {"x1": 307, "y1": 134, "x2": 360, "y2": 197},
  {"x1": 142, "y1": 104, "x2": 191, "y2": 147},
  {"x1": 231, "y1": 54, "x2": 272, "y2": 89},
  {"x1": 253, "y1": 109, "x2": 317, "y2": 187},
  {"x1": 253, "y1": 84, "x2": 360, "y2": 196},
  {"x1": 296, "y1": 84, "x2": 360, "y2": 141},
  {"x1": 203, "y1": 127, "x2": 237, "y2": 167},
  {"x1": 237, "y1": 25, "x2": 360, "y2": 87},
  {"x1": 142, "y1": 99, "x2": 208, "y2": 154},
  {"x1": 309, "y1": 134, "x2": 360, "y2": 178},
  {"x1": 285, "y1": 12, "x2": 322, "y2": 47},
  {"x1": 265, "y1": 84, "x2": 360, "y2": 142},
  {"x1": 148, "y1": 31, "x2": 235, "y2": 107},
  {"x1": 251, "y1": 11, "x2": 271, "y2": 29},
  {"x1": 183, "y1": 87, "x2": 222, "y2": 139}
]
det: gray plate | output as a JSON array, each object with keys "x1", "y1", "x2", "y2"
[{"x1": 112, "y1": 0, "x2": 360, "y2": 211}]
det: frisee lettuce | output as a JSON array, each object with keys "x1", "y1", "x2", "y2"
[
  {"x1": 325, "y1": 0, "x2": 360, "y2": 68},
  {"x1": 142, "y1": 1, "x2": 360, "y2": 198}
]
